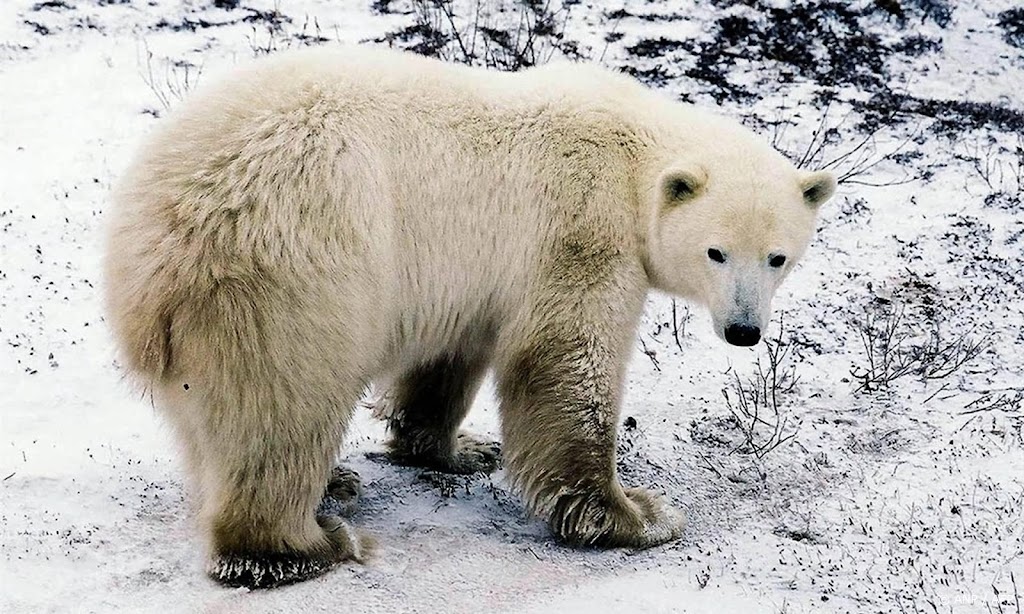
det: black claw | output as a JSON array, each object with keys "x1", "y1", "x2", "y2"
[{"x1": 209, "y1": 552, "x2": 336, "y2": 589}]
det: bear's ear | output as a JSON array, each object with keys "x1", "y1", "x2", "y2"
[
  {"x1": 661, "y1": 167, "x2": 707, "y2": 205},
  {"x1": 800, "y1": 170, "x2": 837, "y2": 209}
]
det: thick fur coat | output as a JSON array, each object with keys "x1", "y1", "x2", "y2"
[{"x1": 104, "y1": 46, "x2": 835, "y2": 588}]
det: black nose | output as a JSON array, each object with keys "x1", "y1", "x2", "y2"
[{"x1": 724, "y1": 324, "x2": 761, "y2": 347}]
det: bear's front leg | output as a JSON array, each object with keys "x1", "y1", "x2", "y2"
[{"x1": 495, "y1": 280, "x2": 685, "y2": 548}]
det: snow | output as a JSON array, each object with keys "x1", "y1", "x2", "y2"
[{"x1": 2, "y1": 0, "x2": 1023, "y2": 612}]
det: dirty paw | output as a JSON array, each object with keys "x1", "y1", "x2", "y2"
[
  {"x1": 209, "y1": 516, "x2": 371, "y2": 589},
  {"x1": 318, "y1": 466, "x2": 362, "y2": 517},
  {"x1": 446, "y1": 432, "x2": 502, "y2": 474},
  {"x1": 387, "y1": 431, "x2": 501, "y2": 474},
  {"x1": 548, "y1": 486, "x2": 685, "y2": 548}
]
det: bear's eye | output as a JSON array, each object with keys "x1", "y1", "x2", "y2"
[
  {"x1": 769, "y1": 254, "x2": 787, "y2": 268},
  {"x1": 707, "y1": 248, "x2": 726, "y2": 263}
]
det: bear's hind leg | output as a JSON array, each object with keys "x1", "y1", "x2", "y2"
[
  {"x1": 163, "y1": 385, "x2": 368, "y2": 585},
  {"x1": 199, "y1": 374, "x2": 372, "y2": 589},
  {"x1": 383, "y1": 353, "x2": 501, "y2": 474},
  {"x1": 168, "y1": 283, "x2": 374, "y2": 589}
]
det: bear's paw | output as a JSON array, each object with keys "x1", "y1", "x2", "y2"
[
  {"x1": 317, "y1": 465, "x2": 363, "y2": 517},
  {"x1": 208, "y1": 517, "x2": 372, "y2": 589},
  {"x1": 387, "y1": 431, "x2": 501, "y2": 475},
  {"x1": 548, "y1": 486, "x2": 685, "y2": 549}
]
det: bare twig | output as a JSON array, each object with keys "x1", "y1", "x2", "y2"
[
  {"x1": 696, "y1": 451, "x2": 723, "y2": 478},
  {"x1": 670, "y1": 299, "x2": 688, "y2": 351},
  {"x1": 639, "y1": 336, "x2": 661, "y2": 372},
  {"x1": 786, "y1": 102, "x2": 920, "y2": 187},
  {"x1": 960, "y1": 391, "x2": 1024, "y2": 416},
  {"x1": 957, "y1": 136, "x2": 1024, "y2": 199},
  {"x1": 137, "y1": 40, "x2": 203, "y2": 112},
  {"x1": 796, "y1": 100, "x2": 835, "y2": 170},
  {"x1": 721, "y1": 319, "x2": 801, "y2": 460},
  {"x1": 1013, "y1": 571, "x2": 1021, "y2": 614}
]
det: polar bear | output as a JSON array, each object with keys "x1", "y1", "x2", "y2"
[{"x1": 104, "y1": 46, "x2": 835, "y2": 588}]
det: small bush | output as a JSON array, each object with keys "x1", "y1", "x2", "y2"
[
  {"x1": 721, "y1": 323, "x2": 802, "y2": 459},
  {"x1": 379, "y1": 0, "x2": 581, "y2": 71},
  {"x1": 849, "y1": 300, "x2": 989, "y2": 393}
]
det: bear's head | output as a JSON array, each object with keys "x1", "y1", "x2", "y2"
[{"x1": 644, "y1": 156, "x2": 835, "y2": 347}]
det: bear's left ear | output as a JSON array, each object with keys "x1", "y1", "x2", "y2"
[
  {"x1": 660, "y1": 167, "x2": 707, "y2": 205},
  {"x1": 800, "y1": 170, "x2": 837, "y2": 209}
]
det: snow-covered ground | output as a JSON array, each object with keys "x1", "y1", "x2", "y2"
[{"x1": 2, "y1": 1, "x2": 1022, "y2": 612}]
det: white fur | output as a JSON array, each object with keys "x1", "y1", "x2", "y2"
[{"x1": 103, "y1": 46, "x2": 834, "y2": 584}]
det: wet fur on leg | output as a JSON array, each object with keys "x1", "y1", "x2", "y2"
[{"x1": 496, "y1": 276, "x2": 685, "y2": 549}]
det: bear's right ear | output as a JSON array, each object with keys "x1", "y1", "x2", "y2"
[
  {"x1": 800, "y1": 170, "x2": 837, "y2": 209},
  {"x1": 660, "y1": 167, "x2": 707, "y2": 205}
]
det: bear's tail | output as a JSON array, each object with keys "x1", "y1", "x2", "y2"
[
  {"x1": 103, "y1": 229, "x2": 183, "y2": 384},
  {"x1": 102, "y1": 183, "x2": 212, "y2": 386}
]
